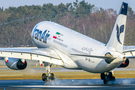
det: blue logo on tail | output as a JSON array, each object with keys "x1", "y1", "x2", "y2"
[{"x1": 116, "y1": 24, "x2": 124, "y2": 44}]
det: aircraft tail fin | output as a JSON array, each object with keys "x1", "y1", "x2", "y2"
[{"x1": 106, "y1": 2, "x2": 128, "y2": 53}]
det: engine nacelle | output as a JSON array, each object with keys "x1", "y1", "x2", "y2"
[
  {"x1": 5, "y1": 58, "x2": 27, "y2": 70},
  {"x1": 118, "y1": 59, "x2": 129, "y2": 68}
]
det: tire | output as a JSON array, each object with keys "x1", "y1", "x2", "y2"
[
  {"x1": 111, "y1": 76, "x2": 115, "y2": 81},
  {"x1": 49, "y1": 73, "x2": 54, "y2": 80},
  {"x1": 103, "y1": 76, "x2": 108, "y2": 84},
  {"x1": 109, "y1": 72, "x2": 112, "y2": 77},
  {"x1": 42, "y1": 73, "x2": 47, "y2": 82},
  {"x1": 101, "y1": 73, "x2": 105, "y2": 80}
]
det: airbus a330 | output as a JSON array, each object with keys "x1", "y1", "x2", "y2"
[{"x1": 0, "y1": 2, "x2": 134, "y2": 84}]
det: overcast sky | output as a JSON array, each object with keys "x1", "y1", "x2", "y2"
[{"x1": 0, "y1": 0, "x2": 134, "y2": 12}]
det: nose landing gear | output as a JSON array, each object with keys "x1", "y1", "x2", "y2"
[
  {"x1": 42, "y1": 64, "x2": 55, "y2": 82},
  {"x1": 101, "y1": 72, "x2": 115, "y2": 84},
  {"x1": 42, "y1": 73, "x2": 55, "y2": 82}
]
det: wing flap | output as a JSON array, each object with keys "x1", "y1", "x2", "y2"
[
  {"x1": 123, "y1": 46, "x2": 135, "y2": 58},
  {"x1": 123, "y1": 50, "x2": 135, "y2": 59}
]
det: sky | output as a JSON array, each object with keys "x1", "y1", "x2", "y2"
[{"x1": 0, "y1": 0, "x2": 134, "y2": 13}]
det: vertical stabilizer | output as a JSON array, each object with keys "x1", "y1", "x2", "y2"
[{"x1": 106, "y1": 2, "x2": 128, "y2": 53}]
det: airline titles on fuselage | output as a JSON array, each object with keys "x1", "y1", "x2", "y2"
[
  {"x1": 85, "y1": 57, "x2": 95, "y2": 63},
  {"x1": 33, "y1": 26, "x2": 50, "y2": 43},
  {"x1": 81, "y1": 47, "x2": 93, "y2": 54}
]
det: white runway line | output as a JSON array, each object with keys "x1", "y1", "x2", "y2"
[{"x1": 14, "y1": 85, "x2": 109, "y2": 88}]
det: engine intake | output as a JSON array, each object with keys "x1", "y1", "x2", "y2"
[{"x1": 5, "y1": 58, "x2": 27, "y2": 70}]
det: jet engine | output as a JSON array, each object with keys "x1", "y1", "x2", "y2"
[
  {"x1": 118, "y1": 59, "x2": 129, "y2": 68},
  {"x1": 5, "y1": 58, "x2": 27, "y2": 70}
]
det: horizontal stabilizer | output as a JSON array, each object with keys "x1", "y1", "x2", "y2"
[
  {"x1": 71, "y1": 54, "x2": 116, "y2": 64},
  {"x1": 126, "y1": 56, "x2": 135, "y2": 59}
]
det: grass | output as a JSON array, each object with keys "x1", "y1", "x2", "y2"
[{"x1": 0, "y1": 65, "x2": 135, "y2": 80}]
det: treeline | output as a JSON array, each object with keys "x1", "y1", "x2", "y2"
[{"x1": 0, "y1": 0, "x2": 134, "y2": 47}]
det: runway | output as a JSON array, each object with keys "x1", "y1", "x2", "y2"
[{"x1": 1, "y1": 78, "x2": 135, "y2": 90}]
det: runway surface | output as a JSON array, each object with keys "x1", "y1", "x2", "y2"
[{"x1": 1, "y1": 78, "x2": 135, "y2": 90}]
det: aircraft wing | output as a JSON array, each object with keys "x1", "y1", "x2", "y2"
[
  {"x1": 0, "y1": 47, "x2": 63, "y2": 65},
  {"x1": 123, "y1": 46, "x2": 135, "y2": 58}
]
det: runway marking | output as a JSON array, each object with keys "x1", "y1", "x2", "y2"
[{"x1": 14, "y1": 85, "x2": 110, "y2": 88}]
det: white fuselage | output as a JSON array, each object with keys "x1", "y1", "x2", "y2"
[{"x1": 31, "y1": 21, "x2": 124, "y2": 73}]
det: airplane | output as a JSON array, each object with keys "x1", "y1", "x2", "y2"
[{"x1": 0, "y1": 2, "x2": 134, "y2": 84}]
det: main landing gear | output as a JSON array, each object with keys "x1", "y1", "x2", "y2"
[
  {"x1": 100, "y1": 72, "x2": 115, "y2": 84},
  {"x1": 42, "y1": 64, "x2": 55, "y2": 82}
]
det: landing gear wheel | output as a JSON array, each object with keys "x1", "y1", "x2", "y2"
[
  {"x1": 49, "y1": 73, "x2": 54, "y2": 81},
  {"x1": 101, "y1": 73, "x2": 105, "y2": 80},
  {"x1": 42, "y1": 73, "x2": 47, "y2": 82},
  {"x1": 42, "y1": 64, "x2": 55, "y2": 82},
  {"x1": 103, "y1": 76, "x2": 108, "y2": 84},
  {"x1": 109, "y1": 72, "x2": 112, "y2": 78},
  {"x1": 111, "y1": 76, "x2": 115, "y2": 81},
  {"x1": 101, "y1": 72, "x2": 115, "y2": 84}
]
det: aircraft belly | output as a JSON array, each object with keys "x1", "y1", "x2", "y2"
[{"x1": 75, "y1": 58, "x2": 121, "y2": 73}]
